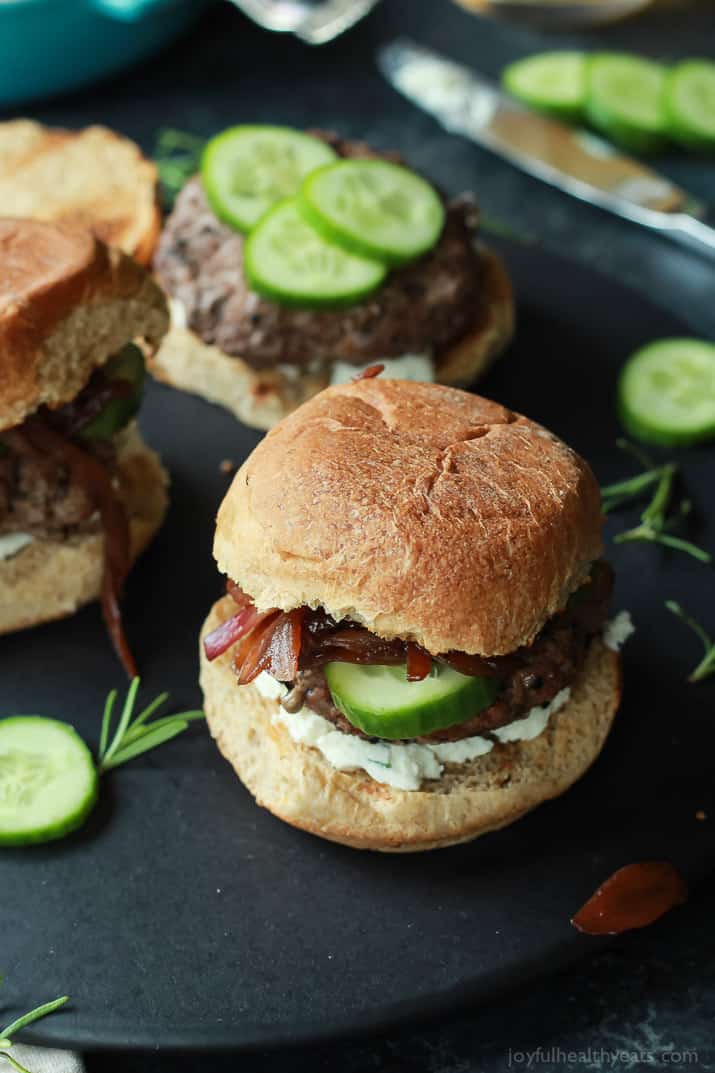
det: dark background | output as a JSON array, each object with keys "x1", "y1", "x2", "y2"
[{"x1": 4, "y1": 0, "x2": 714, "y2": 1069}]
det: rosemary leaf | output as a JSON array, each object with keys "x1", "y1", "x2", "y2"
[
  {"x1": 99, "y1": 677, "x2": 140, "y2": 769},
  {"x1": 666, "y1": 601, "x2": 715, "y2": 682},
  {"x1": 98, "y1": 688, "x2": 117, "y2": 760},
  {"x1": 2, "y1": 1053, "x2": 32, "y2": 1073},
  {"x1": 0, "y1": 997, "x2": 69, "y2": 1040},
  {"x1": 121, "y1": 710, "x2": 205, "y2": 748},
  {"x1": 100, "y1": 721, "x2": 190, "y2": 772},
  {"x1": 95, "y1": 680, "x2": 205, "y2": 774}
]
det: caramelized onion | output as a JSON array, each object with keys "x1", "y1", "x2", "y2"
[
  {"x1": 406, "y1": 643, "x2": 432, "y2": 681},
  {"x1": 233, "y1": 610, "x2": 283, "y2": 684},
  {"x1": 226, "y1": 578, "x2": 252, "y2": 609},
  {"x1": 20, "y1": 416, "x2": 135, "y2": 677},
  {"x1": 204, "y1": 604, "x2": 274, "y2": 662},
  {"x1": 351, "y1": 363, "x2": 384, "y2": 382}
]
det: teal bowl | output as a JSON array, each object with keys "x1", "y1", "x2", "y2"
[{"x1": 0, "y1": 0, "x2": 206, "y2": 108}]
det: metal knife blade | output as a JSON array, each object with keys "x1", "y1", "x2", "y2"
[{"x1": 378, "y1": 39, "x2": 715, "y2": 258}]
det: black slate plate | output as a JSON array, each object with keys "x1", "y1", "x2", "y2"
[{"x1": 2, "y1": 239, "x2": 714, "y2": 1053}]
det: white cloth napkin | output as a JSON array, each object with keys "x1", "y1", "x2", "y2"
[{"x1": 8, "y1": 1045, "x2": 84, "y2": 1073}]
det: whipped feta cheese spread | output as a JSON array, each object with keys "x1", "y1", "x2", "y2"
[
  {"x1": 603, "y1": 611, "x2": 635, "y2": 652},
  {"x1": 254, "y1": 614, "x2": 634, "y2": 792},
  {"x1": 255, "y1": 671, "x2": 571, "y2": 792},
  {"x1": 0, "y1": 533, "x2": 33, "y2": 561},
  {"x1": 330, "y1": 353, "x2": 435, "y2": 386},
  {"x1": 169, "y1": 297, "x2": 188, "y2": 330}
]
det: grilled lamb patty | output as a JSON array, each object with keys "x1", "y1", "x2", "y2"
[
  {"x1": 281, "y1": 564, "x2": 613, "y2": 745},
  {"x1": 0, "y1": 373, "x2": 120, "y2": 540},
  {"x1": 153, "y1": 136, "x2": 485, "y2": 371}
]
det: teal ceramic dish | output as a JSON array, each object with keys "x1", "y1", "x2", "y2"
[{"x1": 0, "y1": 0, "x2": 206, "y2": 108}]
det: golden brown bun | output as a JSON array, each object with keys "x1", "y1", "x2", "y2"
[
  {"x1": 0, "y1": 424, "x2": 168, "y2": 636},
  {"x1": 147, "y1": 246, "x2": 514, "y2": 431},
  {"x1": 0, "y1": 120, "x2": 161, "y2": 265},
  {"x1": 0, "y1": 219, "x2": 169, "y2": 432},
  {"x1": 215, "y1": 379, "x2": 602, "y2": 657},
  {"x1": 200, "y1": 597, "x2": 621, "y2": 852}
]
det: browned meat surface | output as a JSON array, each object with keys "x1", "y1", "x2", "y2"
[
  {"x1": 281, "y1": 563, "x2": 613, "y2": 744},
  {"x1": 0, "y1": 372, "x2": 120, "y2": 540},
  {"x1": 153, "y1": 136, "x2": 484, "y2": 371}
]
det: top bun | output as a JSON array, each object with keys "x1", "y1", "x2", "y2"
[
  {"x1": 0, "y1": 120, "x2": 161, "y2": 265},
  {"x1": 215, "y1": 380, "x2": 603, "y2": 657},
  {"x1": 0, "y1": 218, "x2": 169, "y2": 432}
]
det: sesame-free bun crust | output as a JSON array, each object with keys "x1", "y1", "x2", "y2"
[
  {"x1": 215, "y1": 379, "x2": 602, "y2": 657},
  {"x1": 148, "y1": 245, "x2": 514, "y2": 431},
  {"x1": 200, "y1": 597, "x2": 621, "y2": 852},
  {"x1": 0, "y1": 120, "x2": 161, "y2": 265},
  {"x1": 0, "y1": 219, "x2": 169, "y2": 432},
  {"x1": 0, "y1": 424, "x2": 168, "y2": 636}
]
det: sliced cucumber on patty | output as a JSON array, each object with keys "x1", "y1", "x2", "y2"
[
  {"x1": 202, "y1": 125, "x2": 338, "y2": 233},
  {"x1": 0, "y1": 717, "x2": 98, "y2": 846},
  {"x1": 324, "y1": 661, "x2": 501, "y2": 741},
  {"x1": 299, "y1": 159, "x2": 445, "y2": 266},
  {"x1": 245, "y1": 197, "x2": 386, "y2": 308},
  {"x1": 80, "y1": 342, "x2": 146, "y2": 441}
]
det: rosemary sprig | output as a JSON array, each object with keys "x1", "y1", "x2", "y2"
[
  {"x1": 97, "y1": 679, "x2": 204, "y2": 774},
  {"x1": 153, "y1": 128, "x2": 206, "y2": 208},
  {"x1": 602, "y1": 440, "x2": 711, "y2": 564},
  {"x1": 666, "y1": 601, "x2": 715, "y2": 683},
  {"x1": 0, "y1": 978, "x2": 68, "y2": 1073}
]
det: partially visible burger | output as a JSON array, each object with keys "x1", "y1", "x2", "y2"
[
  {"x1": 200, "y1": 376, "x2": 630, "y2": 852},
  {"x1": 0, "y1": 219, "x2": 170, "y2": 674},
  {"x1": 0, "y1": 120, "x2": 161, "y2": 265},
  {"x1": 152, "y1": 128, "x2": 514, "y2": 430}
]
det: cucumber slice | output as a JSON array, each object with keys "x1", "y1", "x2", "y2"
[
  {"x1": 0, "y1": 717, "x2": 98, "y2": 846},
  {"x1": 80, "y1": 343, "x2": 145, "y2": 441},
  {"x1": 664, "y1": 60, "x2": 715, "y2": 150},
  {"x1": 586, "y1": 53, "x2": 669, "y2": 153},
  {"x1": 502, "y1": 52, "x2": 587, "y2": 122},
  {"x1": 300, "y1": 159, "x2": 445, "y2": 266},
  {"x1": 244, "y1": 198, "x2": 387, "y2": 308},
  {"x1": 618, "y1": 338, "x2": 715, "y2": 447},
  {"x1": 324, "y1": 661, "x2": 501, "y2": 741},
  {"x1": 201, "y1": 126, "x2": 337, "y2": 233}
]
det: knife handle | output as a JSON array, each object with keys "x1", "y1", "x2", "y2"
[{"x1": 658, "y1": 213, "x2": 715, "y2": 260}]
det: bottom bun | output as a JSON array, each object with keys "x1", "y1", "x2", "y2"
[
  {"x1": 200, "y1": 597, "x2": 621, "y2": 853},
  {"x1": 149, "y1": 246, "x2": 514, "y2": 431},
  {"x1": 0, "y1": 424, "x2": 169, "y2": 635}
]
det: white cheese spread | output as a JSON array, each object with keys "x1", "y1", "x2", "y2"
[
  {"x1": 330, "y1": 353, "x2": 435, "y2": 386},
  {"x1": 0, "y1": 533, "x2": 33, "y2": 561},
  {"x1": 255, "y1": 671, "x2": 570, "y2": 792},
  {"x1": 603, "y1": 610, "x2": 635, "y2": 652},
  {"x1": 169, "y1": 297, "x2": 188, "y2": 330},
  {"x1": 254, "y1": 613, "x2": 634, "y2": 792}
]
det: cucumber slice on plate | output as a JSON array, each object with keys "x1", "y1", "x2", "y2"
[
  {"x1": 664, "y1": 60, "x2": 715, "y2": 151},
  {"x1": 502, "y1": 52, "x2": 587, "y2": 122},
  {"x1": 0, "y1": 717, "x2": 98, "y2": 846},
  {"x1": 244, "y1": 198, "x2": 386, "y2": 308},
  {"x1": 324, "y1": 661, "x2": 501, "y2": 740},
  {"x1": 202, "y1": 125, "x2": 337, "y2": 233},
  {"x1": 586, "y1": 53, "x2": 669, "y2": 153},
  {"x1": 300, "y1": 159, "x2": 445, "y2": 266},
  {"x1": 618, "y1": 338, "x2": 715, "y2": 447}
]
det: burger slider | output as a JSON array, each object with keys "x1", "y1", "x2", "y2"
[
  {"x1": 152, "y1": 126, "x2": 514, "y2": 430},
  {"x1": 0, "y1": 219, "x2": 170, "y2": 675},
  {"x1": 200, "y1": 378, "x2": 631, "y2": 852}
]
